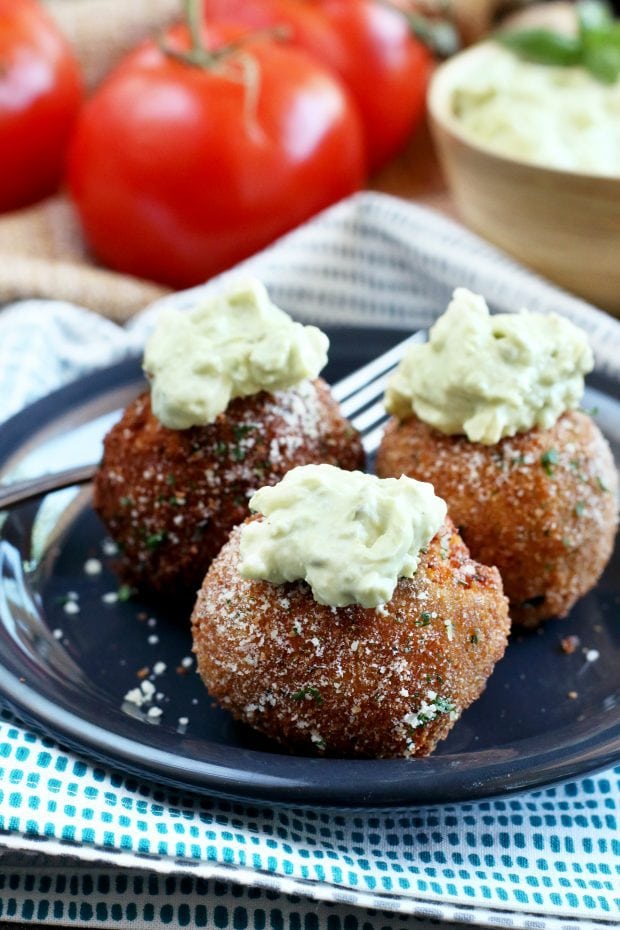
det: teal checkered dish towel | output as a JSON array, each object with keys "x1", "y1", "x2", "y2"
[{"x1": 0, "y1": 193, "x2": 618, "y2": 930}]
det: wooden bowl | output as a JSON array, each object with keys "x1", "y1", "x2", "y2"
[{"x1": 428, "y1": 44, "x2": 620, "y2": 316}]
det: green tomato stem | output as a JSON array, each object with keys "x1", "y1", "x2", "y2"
[
  {"x1": 375, "y1": 0, "x2": 459, "y2": 57},
  {"x1": 185, "y1": 0, "x2": 206, "y2": 58}
]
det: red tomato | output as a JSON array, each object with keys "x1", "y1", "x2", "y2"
[
  {"x1": 208, "y1": 0, "x2": 433, "y2": 172},
  {"x1": 68, "y1": 25, "x2": 365, "y2": 288},
  {"x1": 0, "y1": 0, "x2": 82, "y2": 212}
]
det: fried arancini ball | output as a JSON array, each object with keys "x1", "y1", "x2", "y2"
[
  {"x1": 191, "y1": 518, "x2": 510, "y2": 758},
  {"x1": 94, "y1": 379, "x2": 363, "y2": 597},
  {"x1": 376, "y1": 411, "x2": 618, "y2": 628}
]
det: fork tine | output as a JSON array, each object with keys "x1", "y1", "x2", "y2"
[
  {"x1": 350, "y1": 399, "x2": 387, "y2": 433},
  {"x1": 338, "y1": 371, "x2": 390, "y2": 419},
  {"x1": 331, "y1": 330, "x2": 424, "y2": 403},
  {"x1": 333, "y1": 330, "x2": 423, "y2": 452},
  {"x1": 362, "y1": 424, "x2": 388, "y2": 455}
]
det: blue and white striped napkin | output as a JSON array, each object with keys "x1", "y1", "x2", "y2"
[{"x1": 0, "y1": 193, "x2": 618, "y2": 930}]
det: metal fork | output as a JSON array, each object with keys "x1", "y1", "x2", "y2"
[
  {"x1": 332, "y1": 330, "x2": 424, "y2": 454},
  {"x1": 0, "y1": 331, "x2": 424, "y2": 510}
]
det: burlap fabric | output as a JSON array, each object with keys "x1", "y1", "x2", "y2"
[
  {"x1": 0, "y1": 1, "x2": 181, "y2": 322},
  {"x1": 0, "y1": 0, "x2": 530, "y2": 321}
]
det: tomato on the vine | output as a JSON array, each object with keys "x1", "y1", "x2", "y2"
[
  {"x1": 209, "y1": 0, "x2": 433, "y2": 172},
  {"x1": 68, "y1": 24, "x2": 365, "y2": 288},
  {"x1": 0, "y1": 0, "x2": 82, "y2": 212}
]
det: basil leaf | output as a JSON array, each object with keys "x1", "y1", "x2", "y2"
[
  {"x1": 497, "y1": 29, "x2": 582, "y2": 67},
  {"x1": 584, "y1": 20, "x2": 620, "y2": 50},
  {"x1": 583, "y1": 39, "x2": 620, "y2": 82},
  {"x1": 497, "y1": 2, "x2": 620, "y2": 85}
]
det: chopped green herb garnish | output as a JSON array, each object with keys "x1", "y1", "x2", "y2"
[
  {"x1": 416, "y1": 611, "x2": 432, "y2": 627},
  {"x1": 569, "y1": 459, "x2": 587, "y2": 482},
  {"x1": 145, "y1": 531, "x2": 167, "y2": 550},
  {"x1": 596, "y1": 476, "x2": 610, "y2": 493},
  {"x1": 541, "y1": 448, "x2": 559, "y2": 476},
  {"x1": 231, "y1": 445, "x2": 246, "y2": 462},
  {"x1": 117, "y1": 584, "x2": 137, "y2": 602},
  {"x1": 214, "y1": 441, "x2": 228, "y2": 457},
  {"x1": 405, "y1": 694, "x2": 455, "y2": 730},
  {"x1": 166, "y1": 473, "x2": 176, "y2": 486},
  {"x1": 574, "y1": 501, "x2": 586, "y2": 517},
  {"x1": 232, "y1": 423, "x2": 257, "y2": 442},
  {"x1": 119, "y1": 496, "x2": 133, "y2": 507},
  {"x1": 434, "y1": 695, "x2": 455, "y2": 714},
  {"x1": 470, "y1": 632, "x2": 479, "y2": 645},
  {"x1": 291, "y1": 686, "x2": 323, "y2": 705}
]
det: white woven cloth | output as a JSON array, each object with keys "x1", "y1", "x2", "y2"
[
  {"x1": 0, "y1": 193, "x2": 618, "y2": 930},
  {"x1": 2, "y1": 192, "x2": 618, "y2": 422}
]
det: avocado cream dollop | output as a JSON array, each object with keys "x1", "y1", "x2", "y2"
[
  {"x1": 143, "y1": 279, "x2": 329, "y2": 429},
  {"x1": 239, "y1": 464, "x2": 447, "y2": 609},
  {"x1": 385, "y1": 288, "x2": 593, "y2": 445},
  {"x1": 451, "y1": 44, "x2": 620, "y2": 176}
]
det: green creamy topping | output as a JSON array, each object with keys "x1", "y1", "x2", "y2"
[
  {"x1": 385, "y1": 288, "x2": 593, "y2": 445},
  {"x1": 143, "y1": 278, "x2": 329, "y2": 429},
  {"x1": 451, "y1": 44, "x2": 620, "y2": 175},
  {"x1": 238, "y1": 464, "x2": 447, "y2": 609}
]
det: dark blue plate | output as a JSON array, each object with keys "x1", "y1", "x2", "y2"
[{"x1": 0, "y1": 326, "x2": 618, "y2": 808}]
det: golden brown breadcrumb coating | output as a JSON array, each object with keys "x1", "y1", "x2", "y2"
[
  {"x1": 191, "y1": 518, "x2": 510, "y2": 758},
  {"x1": 376, "y1": 411, "x2": 618, "y2": 628},
  {"x1": 94, "y1": 379, "x2": 363, "y2": 597}
]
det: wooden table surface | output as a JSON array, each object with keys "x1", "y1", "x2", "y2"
[
  {"x1": 371, "y1": 119, "x2": 454, "y2": 217},
  {"x1": 0, "y1": 115, "x2": 456, "y2": 325}
]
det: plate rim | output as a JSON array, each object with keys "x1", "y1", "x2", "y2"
[{"x1": 0, "y1": 335, "x2": 619, "y2": 808}]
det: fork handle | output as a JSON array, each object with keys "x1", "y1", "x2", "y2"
[{"x1": 0, "y1": 463, "x2": 97, "y2": 510}]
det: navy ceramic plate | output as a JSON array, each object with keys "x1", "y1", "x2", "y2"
[{"x1": 0, "y1": 326, "x2": 618, "y2": 808}]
